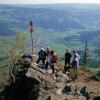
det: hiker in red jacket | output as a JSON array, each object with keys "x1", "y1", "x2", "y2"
[
  {"x1": 53, "y1": 52, "x2": 58, "y2": 64},
  {"x1": 50, "y1": 50, "x2": 55, "y2": 74},
  {"x1": 50, "y1": 50, "x2": 58, "y2": 74}
]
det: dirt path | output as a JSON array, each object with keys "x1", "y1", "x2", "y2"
[{"x1": 78, "y1": 71, "x2": 100, "y2": 90}]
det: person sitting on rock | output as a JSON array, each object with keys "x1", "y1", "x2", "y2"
[{"x1": 37, "y1": 48, "x2": 47, "y2": 66}]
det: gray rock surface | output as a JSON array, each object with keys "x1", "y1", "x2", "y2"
[
  {"x1": 6, "y1": 64, "x2": 100, "y2": 100},
  {"x1": 25, "y1": 66, "x2": 100, "y2": 100}
]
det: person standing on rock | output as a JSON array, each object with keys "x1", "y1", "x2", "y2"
[
  {"x1": 46, "y1": 47, "x2": 51, "y2": 56},
  {"x1": 72, "y1": 50, "x2": 80, "y2": 68},
  {"x1": 64, "y1": 49, "x2": 72, "y2": 73},
  {"x1": 50, "y1": 50, "x2": 55, "y2": 74},
  {"x1": 72, "y1": 49, "x2": 80, "y2": 80},
  {"x1": 45, "y1": 47, "x2": 51, "y2": 70},
  {"x1": 37, "y1": 48, "x2": 47, "y2": 66}
]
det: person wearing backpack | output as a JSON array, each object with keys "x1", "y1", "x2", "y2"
[
  {"x1": 53, "y1": 52, "x2": 58, "y2": 64},
  {"x1": 64, "y1": 49, "x2": 72, "y2": 72},
  {"x1": 49, "y1": 50, "x2": 55, "y2": 74},
  {"x1": 37, "y1": 48, "x2": 47, "y2": 66},
  {"x1": 49, "y1": 50, "x2": 58, "y2": 74},
  {"x1": 45, "y1": 47, "x2": 51, "y2": 70}
]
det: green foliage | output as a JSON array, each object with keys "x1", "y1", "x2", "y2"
[
  {"x1": 0, "y1": 32, "x2": 28, "y2": 63},
  {"x1": 0, "y1": 72, "x2": 9, "y2": 89},
  {"x1": 80, "y1": 67, "x2": 100, "y2": 80},
  {"x1": 80, "y1": 67, "x2": 100, "y2": 73},
  {"x1": 0, "y1": 32, "x2": 29, "y2": 83},
  {"x1": 82, "y1": 42, "x2": 89, "y2": 66},
  {"x1": 95, "y1": 71, "x2": 100, "y2": 80},
  {"x1": 80, "y1": 67, "x2": 92, "y2": 73},
  {"x1": 93, "y1": 36, "x2": 100, "y2": 58},
  {"x1": 0, "y1": 5, "x2": 100, "y2": 67}
]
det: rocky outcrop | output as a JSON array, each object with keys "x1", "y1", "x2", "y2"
[{"x1": 4, "y1": 64, "x2": 100, "y2": 100}]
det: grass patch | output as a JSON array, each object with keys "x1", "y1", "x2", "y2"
[
  {"x1": 80, "y1": 67, "x2": 100, "y2": 81},
  {"x1": 80, "y1": 67, "x2": 100, "y2": 73},
  {"x1": 0, "y1": 72, "x2": 9, "y2": 89}
]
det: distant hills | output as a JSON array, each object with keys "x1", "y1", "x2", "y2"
[
  {"x1": 0, "y1": 4, "x2": 100, "y2": 34},
  {"x1": 0, "y1": 4, "x2": 100, "y2": 66}
]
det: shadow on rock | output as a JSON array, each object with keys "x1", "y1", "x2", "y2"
[
  {"x1": 93, "y1": 96, "x2": 100, "y2": 100},
  {"x1": 4, "y1": 75, "x2": 40, "y2": 100}
]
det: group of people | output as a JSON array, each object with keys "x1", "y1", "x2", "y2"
[
  {"x1": 64, "y1": 49, "x2": 80, "y2": 72},
  {"x1": 36, "y1": 47, "x2": 80, "y2": 75},
  {"x1": 37, "y1": 47, "x2": 58, "y2": 74}
]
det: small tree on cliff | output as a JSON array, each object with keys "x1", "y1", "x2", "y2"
[
  {"x1": 94, "y1": 36, "x2": 100, "y2": 65},
  {"x1": 82, "y1": 42, "x2": 89, "y2": 67},
  {"x1": 0, "y1": 32, "x2": 28, "y2": 74}
]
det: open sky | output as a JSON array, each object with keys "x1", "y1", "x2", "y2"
[{"x1": 1, "y1": 0, "x2": 100, "y2": 4}]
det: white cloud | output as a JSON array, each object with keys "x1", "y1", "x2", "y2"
[{"x1": 1, "y1": 0, "x2": 100, "y2": 4}]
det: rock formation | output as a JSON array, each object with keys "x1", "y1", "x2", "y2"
[{"x1": 4, "y1": 64, "x2": 100, "y2": 100}]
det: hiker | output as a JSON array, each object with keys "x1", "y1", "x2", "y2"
[
  {"x1": 72, "y1": 50, "x2": 80, "y2": 68},
  {"x1": 72, "y1": 50, "x2": 80, "y2": 80},
  {"x1": 50, "y1": 50, "x2": 55, "y2": 74},
  {"x1": 50, "y1": 50, "x2": 58, "y2": 74},
  {"x1": 53, "y1": 51, "x2": 58, "y2": 64},
  {"x1": 45, "y1": 47, "x2": 51, "y2": 70},
  {"x1": 47, "y1": 47, "x2": 51, "y2": 56},
  {"x1": 37, "y1": 48, "x2": 47, "y2": 66},
  {"x1": 64, "y1": 49, "x2": 72, "y2": 72}
]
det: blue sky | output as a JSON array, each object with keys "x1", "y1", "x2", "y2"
[{"x1": 1, "y1": 0, "x2": 100, "y2": 4}]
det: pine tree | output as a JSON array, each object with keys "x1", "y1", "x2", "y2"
[
  {"x1": 94, "y1": 36, "x2": 100, "y2": 56},
  {"x1": 82, "y1": 42, "x2": 89, "y2": 66}
]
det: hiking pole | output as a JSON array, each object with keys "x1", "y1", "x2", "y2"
[{"x1": 29, "y1": 21, "x2": 34, "y2": 53}]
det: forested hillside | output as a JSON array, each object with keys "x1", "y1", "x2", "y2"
[{"x1": 0, "y1": 4, "x2": 100, "y2": 66}]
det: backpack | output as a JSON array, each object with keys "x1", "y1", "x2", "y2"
[
  {"x1": 39, "y1": 50, "x2": 46, "y2": 59},
  {"x1": 53, "y1": 52, "x2": 58, "y2": 63}
]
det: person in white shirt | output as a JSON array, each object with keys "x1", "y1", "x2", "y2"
[
  {"x1": 72, "y1": 50, "x2": 80, "y2": 81},
  {"x1": 73, "y1": 50, "x2": 80, "y2": 68}
]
